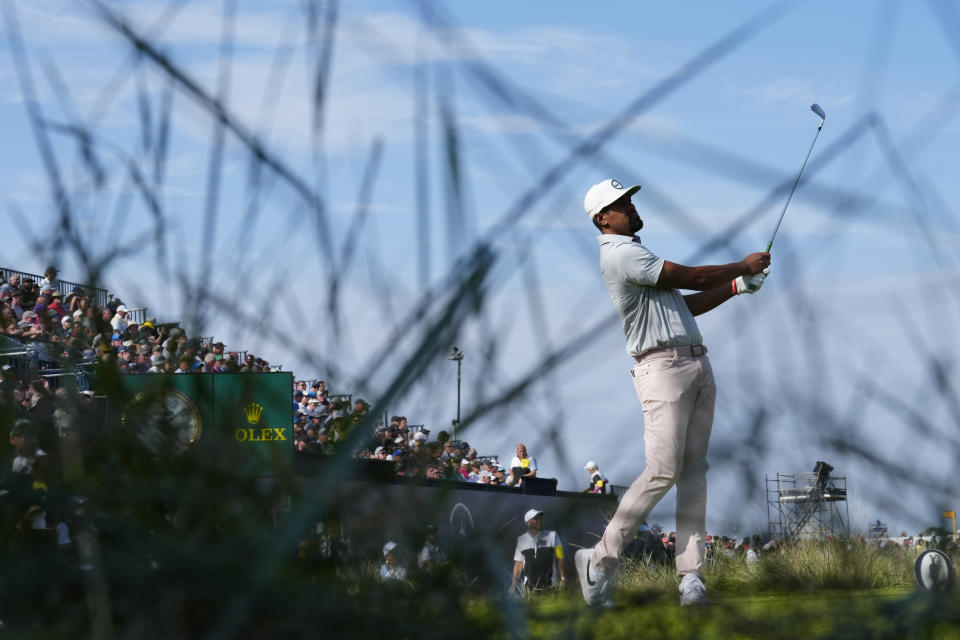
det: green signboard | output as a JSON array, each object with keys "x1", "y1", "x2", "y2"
[{"x1": 115, "y1": 372, "x2": 293, "y2": 475}]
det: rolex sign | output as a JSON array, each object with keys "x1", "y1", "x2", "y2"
[{"x1": 116, "y1": 372, "x2": 293, "y2": 475}]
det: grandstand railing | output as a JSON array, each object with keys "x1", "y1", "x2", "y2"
[
  {"x1": 1, "y1": 335, "x2": 94, "y2": 391},
  {"x1": 1, "y1": 266, "x2": 113, "y2": 309},
  {"x1": 41, "y1": 369, "x2": 93, "y2": 392},
  {"x1": 328, "y1": 393, "x2": 352, "y2": 407},
  {"x1": 126, "y1": 307, "x2": 147, "y2": 326}
]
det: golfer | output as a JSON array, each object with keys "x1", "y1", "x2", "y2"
[{"x1": 574, "y1": 179, "x2": 770, "y2": 607}]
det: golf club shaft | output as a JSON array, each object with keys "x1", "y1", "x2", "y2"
[{"x1": 765, "y1": 122, "x2": 823, "y2": 252}]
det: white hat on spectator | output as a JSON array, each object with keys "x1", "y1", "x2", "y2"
[
  {"x1": 584, "y1": 460, "x2": 598, "y2": 471},
  {"x1": 374, "y1": 446, "x2": 385, "y2": 454},
  {"x1": 385, "y1": 455, "x2": 394, "y2": 461},
  {"x1": 413, "y1": 432, "x2": 427, "y2": 442},
  {"x1": 116, "y1": 305, "x2": 127, "y2": 313},
  {"x1": 394, "y1": 436, "x2": 405, "y2": 444},
  {"x1": 61, "y1": 316, "x2": 73, "y2": 326},
  {"x1": 308, "y1": 398, "x2": 319, "y2": 404},
  {"x1": 73, "y1": 309, "x2": 83, "y2": 318},
  {"x1": 524, "y1": 509, "x2": 544, "y2": 523},
  {"x1": 460, "y1": 458, "x2": 470, "y2": 466},
  {"x1": 383, "y1": 541, "x2": 398, "y2": 556}
]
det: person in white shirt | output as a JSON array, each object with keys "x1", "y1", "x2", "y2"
[
  {"x1": 379, "y1": 541, "x2": 407, "y2": 582},
  {"x1": 574, "y1": 179, "x2": 770, "y2": 609},
  {"x1": 508, "y1": 443, "x2": 537, "y2": 488},
  {"x1": 417, "y1": 525, "x2": 447, "y2": 573},
  {"x1": 510, "y1": 509, "x2": 564, "y2": 593},
  {"x1": 110, "y1": 305, "x2": 130, "y2": 333}
]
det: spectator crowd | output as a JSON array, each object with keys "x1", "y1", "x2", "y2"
[
  {"x1": 290, "y1": 376, "x2": 527, "y2": 486},
  {"x1": 1, "y1": 266, "x2": 276, "y2": 376}
]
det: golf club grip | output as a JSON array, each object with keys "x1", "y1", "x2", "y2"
[{"x1": 764, "y1": 241, "x2": 773, "y2": 252}]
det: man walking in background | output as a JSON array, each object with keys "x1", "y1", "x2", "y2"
[
  {"x1": 510, "y1": 509, "x2": 565, "y2": 594},
  {"x1": 575, "y1": 179, "x2": 770, "y2": 607}
]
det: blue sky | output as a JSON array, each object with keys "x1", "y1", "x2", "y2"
[{"x1": 2, "y1": 0, "x2": 959, "y2": 537}]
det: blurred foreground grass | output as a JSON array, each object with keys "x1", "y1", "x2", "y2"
[{"x1": 517, "y1": 588, "x2": 960, "y2": 640}]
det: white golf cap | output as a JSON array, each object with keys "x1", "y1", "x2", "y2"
[
  {"x1": 584, "y1": 460, "x2": 598, "y2": 470},
  {"x1": 383, "y1": 541, "x2": 397, "y2": 555},
  {"x1": 524, "y1": 508, "x2": 544, "y2": 523},
  {"x1": 116, "y1": 304, "x2": 128, "y2": 313},
  {"x1": 584, "y1": 179, "x2": 641, "y2": 219}
]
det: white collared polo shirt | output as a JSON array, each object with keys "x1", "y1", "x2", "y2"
[{"x1": 598, "y1": 234, "x2": 702, "y2": 357}]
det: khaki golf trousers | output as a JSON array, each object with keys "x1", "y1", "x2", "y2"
[{"x1": 592, "y1": 349, "x2": 716, "y2": 578}]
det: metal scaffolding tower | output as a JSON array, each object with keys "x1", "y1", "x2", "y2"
[{"x1": 767, "y1": 461, "x2": 849, "y2": 541}]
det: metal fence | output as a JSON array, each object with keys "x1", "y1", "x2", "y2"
[
  {"x1": 1, "y1": 336, "x2": 93, "y2": 391},
  {"x1": 610, "y1": 484, "x2": 629, "y2": 502},
  {"x1": 126, "y1": 307, "x2": 147, "y2": 326},
  {"x1": 1, "y1": 266, "x2": 114, "y2": 309}
]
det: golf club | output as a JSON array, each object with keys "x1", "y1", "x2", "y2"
[{"x1": 765, "y1": 103, "x2": 826, "y2": 252}]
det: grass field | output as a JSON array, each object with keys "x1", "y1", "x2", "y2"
[
  {"x1": 457, "y1": 541, "x2": 960, "y2": 640},
  {"x1": 471, "y1": 588, "x2": 960, "y2": 640}
]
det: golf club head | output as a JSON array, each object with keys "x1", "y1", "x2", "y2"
[{"x1": 810, "y1": 103, "x2": 826, "y2": 121}]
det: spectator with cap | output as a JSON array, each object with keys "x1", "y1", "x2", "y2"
[
  {"x1": 304, "y1": 398, "x2": 323, "y2": 419},
  {"x1": 583, "y1": 461, "x2": 609, "y2": 495},
  {"x1": 418, "y1": 525, "x2": 447, "y2": 574},
  {"x1": 147, "y1": 353, "x2": 168, "y2": 373},
  {"x1": 132, "y1": 347, "x2": 151, "y2": 373},
  {"x1": 380, "y1": 542, "x2": 407, "y2": 582},
  {"x1": 47, "y1": 291, "x2": 67, "y2": 321},
  {"x1": 509, "y1": 509, "x2": 565, "y2": 594},
  {"x1": 8, "y1": 288, "x2": 25, "y2": 320},
  {"x1": 19, "y1": 278, "x2": 39, "y2": 308},
  {"x1": 110, "y1": 305, "x2": 130, "y2": 333}
]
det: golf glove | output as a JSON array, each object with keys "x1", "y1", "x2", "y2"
[{"x1": 733, "y1": 268, "x2": 770, "y2": 295}]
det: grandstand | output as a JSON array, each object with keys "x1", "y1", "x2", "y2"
[{"x1": 2, "y1": 264, "x2": 576, "y2": 491}]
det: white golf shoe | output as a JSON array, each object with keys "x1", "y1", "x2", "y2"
[
  {"x1": 574, "y1": 548, "x2": 614, "y2": 608},
  {"x1": 679, "y1": 573, "x2": 708, "y2": 606}
]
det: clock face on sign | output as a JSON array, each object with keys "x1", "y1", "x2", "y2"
[
  {"x1": 122, "y1": 389, "x2": 202, "y2": 456},
  {"x1": 915, "y1": 549, "x2": 955, "y2": 592}
]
